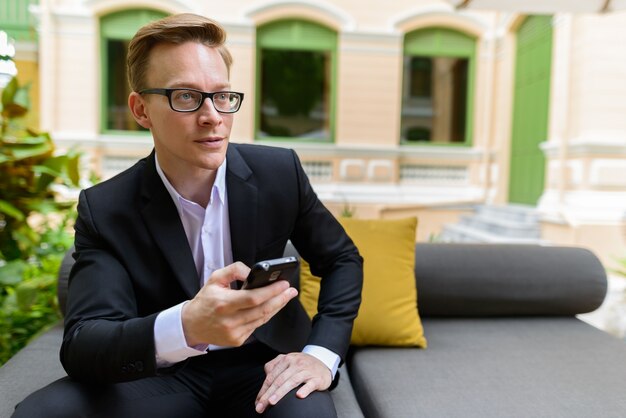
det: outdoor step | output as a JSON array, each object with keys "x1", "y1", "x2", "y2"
[
  {"x1": 458, "y1": 215, "x2": 541, "y2": 239},
  {"x1": 476, "y1": 204, "x2": 539, "y2": 224},
  {"x1": 439, "y1": 223, "x2": 545, "y2": 244}
]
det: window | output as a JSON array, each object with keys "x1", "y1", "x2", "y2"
[
  {"x1": 256, "y1": 20, "x2": 337, "y2": 141},
  {"x1": 401, "y1": 28, "x2": 476, "y2": 145},
  {"x1": 100, "y1": 9, "x2": 167, "y2": 133},
  {"x1": 0, "y1": 0, "x2": 38, "y2": 42}
]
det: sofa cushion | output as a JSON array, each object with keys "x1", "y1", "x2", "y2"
[
  {"x1": 414, "y1": 244, "x2": 607, "y2": 316},
  {"x1": 300, "y1": 217, "x2": 426, "y2": 347},
  {"x1": 349, "y1": 317, "x2": 626, "y2": 418},
  {"x1": 0, "y1": 323, "x2": 66, "y2": 417}
]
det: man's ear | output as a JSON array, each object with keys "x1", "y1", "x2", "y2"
[{"x1": 128, "y1": 92, "x2": 152, "y2": 129}]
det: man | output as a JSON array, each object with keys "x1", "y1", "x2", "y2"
[{"x1": 13, "y1": 13, "x2": 362, "y2": 418}]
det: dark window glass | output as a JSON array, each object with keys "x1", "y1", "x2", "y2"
[
  {"x1": 401, "y1": 56, "x2": 468, "y2": 144},
  {"x1": 259, "y1": 49, "x2": 330, "y2": 140},
  {"x1": 106, "y1": 39, "x2": 145, "y2": 131}
]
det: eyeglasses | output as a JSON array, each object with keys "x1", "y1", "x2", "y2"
[{"x1": 139, "y1": 88, "x2": 244, "y2": 113}]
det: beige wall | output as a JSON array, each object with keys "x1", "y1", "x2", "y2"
[
  {"x1": 14, "y1": 58, "x2": 40, "y2": 130},
  {"x1": 30, "y1": 1, "x2": 626, "y2": 265}
]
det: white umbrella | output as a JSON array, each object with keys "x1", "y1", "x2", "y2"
[{"x1": 447, "y1": 0, "x2": 626, "y2": 13}]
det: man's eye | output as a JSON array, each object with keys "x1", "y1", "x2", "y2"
[
  {"x1": 215, "y1": 93, "x2": 228, "y2": 101},
  {"x1": 175, "y1": 91, "x2": 195, "y2": 101}
]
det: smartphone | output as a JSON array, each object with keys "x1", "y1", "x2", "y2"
[{"x1": 241, "y1": 256, "x2": 299, "y2": 290}]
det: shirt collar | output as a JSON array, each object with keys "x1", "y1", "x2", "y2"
[{"x1": 154, "y1": 153, "x2": 227, "y2": 211}]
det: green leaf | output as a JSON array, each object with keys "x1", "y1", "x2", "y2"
[
  {"x1": 16, "y1": 282, "x2": 40, "y2": 313},
  {"x1": 0, "y1": 260, "x2": 26, "y2": 286},
  {"x1": 33, "y1": 157, "x2": 66, "y2": 192},
  {"x1": 67, "y1": 153, "x2": 81, "y2": 186},
  {"x1": 7, "y1": 141, "x2": 53, "y2": 161},
  {"x1": 12, "y1": 82, "x2": 31, "y2": 112},
  {"x1": 10, "y1": 135, "x2": 46, "y2": 145},
  {"x1": 32, "y1": 165, "x2": 63, "y2": 177},
  {"x1": 1, "y1": 78, "x2": 29, "y2": 119},
  {"x1": 0, "y1": 199, "x2": 25, "y2": 220},
  {"x1": 1, "y1": 77, "x2": 18, "y2": 108},
  {"x1": 24, "y1": 199, "x2": 58, "y2": 215}
]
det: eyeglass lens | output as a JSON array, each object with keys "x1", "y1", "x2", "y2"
[{"x1": 170, "y1": 90, "x2": 241, "y2": 112}]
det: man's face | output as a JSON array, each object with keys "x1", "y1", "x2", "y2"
[{"x1": 131, "y1": 41, "x2": 234, "y2": 174}]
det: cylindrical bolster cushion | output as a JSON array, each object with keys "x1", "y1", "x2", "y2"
[{"x1": 415, "y1": 244, "x2": 607, "y2": 317}]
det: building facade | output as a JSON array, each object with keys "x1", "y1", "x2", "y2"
[{"x1": 2, "y1": 0, "x2": 626, "y2": 267}]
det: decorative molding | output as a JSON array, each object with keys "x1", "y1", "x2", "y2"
[
  {"x1": 399, "y1": 164, "x2": 468, "y2": 184},
  {"x1": 367, "y1": 160, "x2": 394, "y2": 182},
  {"x1": 254, "y1": 140, "x2": 486, "y2": 161},
  {"x1": 339, "y1": 159, "x2": 366, "y2": 181},
  {"x1": 102, "y1": 155, "x2": 141, "y2": 179},
  {"x1": 542, "y1": 137, "x2": 626, "y2": 157},
  {"x1": 301, "y1": 160, "x2": 332, "y2": 181},
  {"x1": 538, "y1": 189, "x2": 626, "y2": 224},
  {"x1": 313, "y1": 182, "x2": 483, "y2": 205},
  {"x1": 53, "y1": 132, "x2": 153, "y2": 151},
  {"x1": 244, "y1": 0, "x2": 355, "y2": 30},
  {"x1": 82, "y1": 0, "x2": 191, "y2": 16},
  {"x1": 589, "y1": 159, "x2": 626, "y2": 187},
  {"x1": 390, "y1": 6, "x2": 488, "y2": 36}
]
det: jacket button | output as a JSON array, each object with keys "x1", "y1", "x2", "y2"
[
  {"x1": 121, "y1": 366, "x2": 127, "y2": 373},
  {"x1": 136, "y1": 361, "x2": 144, "y2": 372}
]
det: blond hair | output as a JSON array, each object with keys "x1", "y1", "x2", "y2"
[{"x1": 127, "y1": 13, "x2": 233, "y2": 92}]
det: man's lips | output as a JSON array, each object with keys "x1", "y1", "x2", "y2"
[{"x1": 194, "y1": 137, "x2": 225, "y2": 147}]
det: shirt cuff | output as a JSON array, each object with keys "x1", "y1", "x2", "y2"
[
  {"x1": 302, "y1": 345, "x2": 341, "y2": 379},
  {"x1": 154, "y1": 301, "x2": 208, "y2": 368}
]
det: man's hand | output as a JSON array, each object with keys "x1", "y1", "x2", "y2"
[
  {"x1": 181, "y1": 262, "x2": 298, "y2": 347},
  {"x1": 255, "y1": 353, "x2": 333, "y2": 414}
]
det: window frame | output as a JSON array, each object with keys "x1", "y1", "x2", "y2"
[
  {"x1": 99, "y1": 9, "x2": 167, "y2": 135},
  {"x1": 255, "y1": 19, "x2": 338, "y2": 142},
  {"x1": 401, "y1": 27, "x2": 477, "y2": 147}
]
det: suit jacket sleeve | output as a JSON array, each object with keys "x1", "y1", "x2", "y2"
[
  {"x1": 60, "y1": 190, "x2": 160, "y2": 383},
  {"x1": 287, "y1": 150, "x2": 363, "y2": 361}
]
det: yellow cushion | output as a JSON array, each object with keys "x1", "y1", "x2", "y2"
[{"x1": 300, "y1": 217, "x2": 427, "y2": 347}]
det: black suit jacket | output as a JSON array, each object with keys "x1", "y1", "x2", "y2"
[{"x1": 61, "y1": 143, "x2": 363, "y2": 383}]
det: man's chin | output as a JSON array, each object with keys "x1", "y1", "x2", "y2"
[{"x1": 199, "y1": 153, "x2": 227, "y2": 171}]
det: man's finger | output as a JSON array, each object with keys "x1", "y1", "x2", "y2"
[
  {"x1": 256, "y1": 355, "x2": 289, "y2": 404},
  {"x1": 239, "y1": 287, "x2": 298, "y2": 328},
  {"x1": 205, "y1": 262, "x2": 250, "y2": 288},
  {"x1": 236, "y1": 280, "x2": 293, "y2": 309},
  {"x1": 259, "y1": 369, "x2": 309, "y2": 412},
  {"x1": 296, "y1": 380, "x2": 318, "y2": 399}
]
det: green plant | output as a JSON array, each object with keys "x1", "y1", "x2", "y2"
[
  {"x1": 340, "y1": 199, "x2": 355, "y2": 218},
  {"x1": 0, "y1": 76, "x2": 81, "y2": 364},
  {"x1": 0, "y1": 224, "x2": 69, "y2": 365},
  {"x1": 1, "y1": 76, "x2": 80, "y2": 261}
]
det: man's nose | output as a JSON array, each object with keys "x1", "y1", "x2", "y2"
[{"x1": 198, "y1": 97, "x2": 222, "y2": 125}]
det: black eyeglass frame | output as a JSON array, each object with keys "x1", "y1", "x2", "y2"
[{"x1": 139, "y1": 88, "x2": 245, "y2": 113}]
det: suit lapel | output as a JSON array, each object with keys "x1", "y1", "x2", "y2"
[
  {"x1": 226, "y1": 145, "x2": 258, "y2": 267},
  {"x1": 140, "y1": 152, "x2": 200, "y2": 298}
]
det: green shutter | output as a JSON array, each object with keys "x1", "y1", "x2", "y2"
[
  {"x1": 0, "y1": 0, "x2": 38, "y2": 41},
  {"x1": 257, "y1": 19, "x2": 336, "y2": 50},
  {"x1": 508, "y1": 16, "x2": 553, "y2": 205},
  {"x1": 100, "y1": 9, "x2": 167, "y2": 39},
  {"x1": 405, "y1": 28, "x2": 475, "y2": 57}
]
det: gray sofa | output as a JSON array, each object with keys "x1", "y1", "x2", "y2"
[{"x1": 2, "y1": 243, "x2": 625, "y2": 417}]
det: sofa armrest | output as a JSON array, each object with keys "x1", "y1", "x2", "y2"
[{"x1": 414, "y1": 243, "x2": 607, "y2": 317}]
